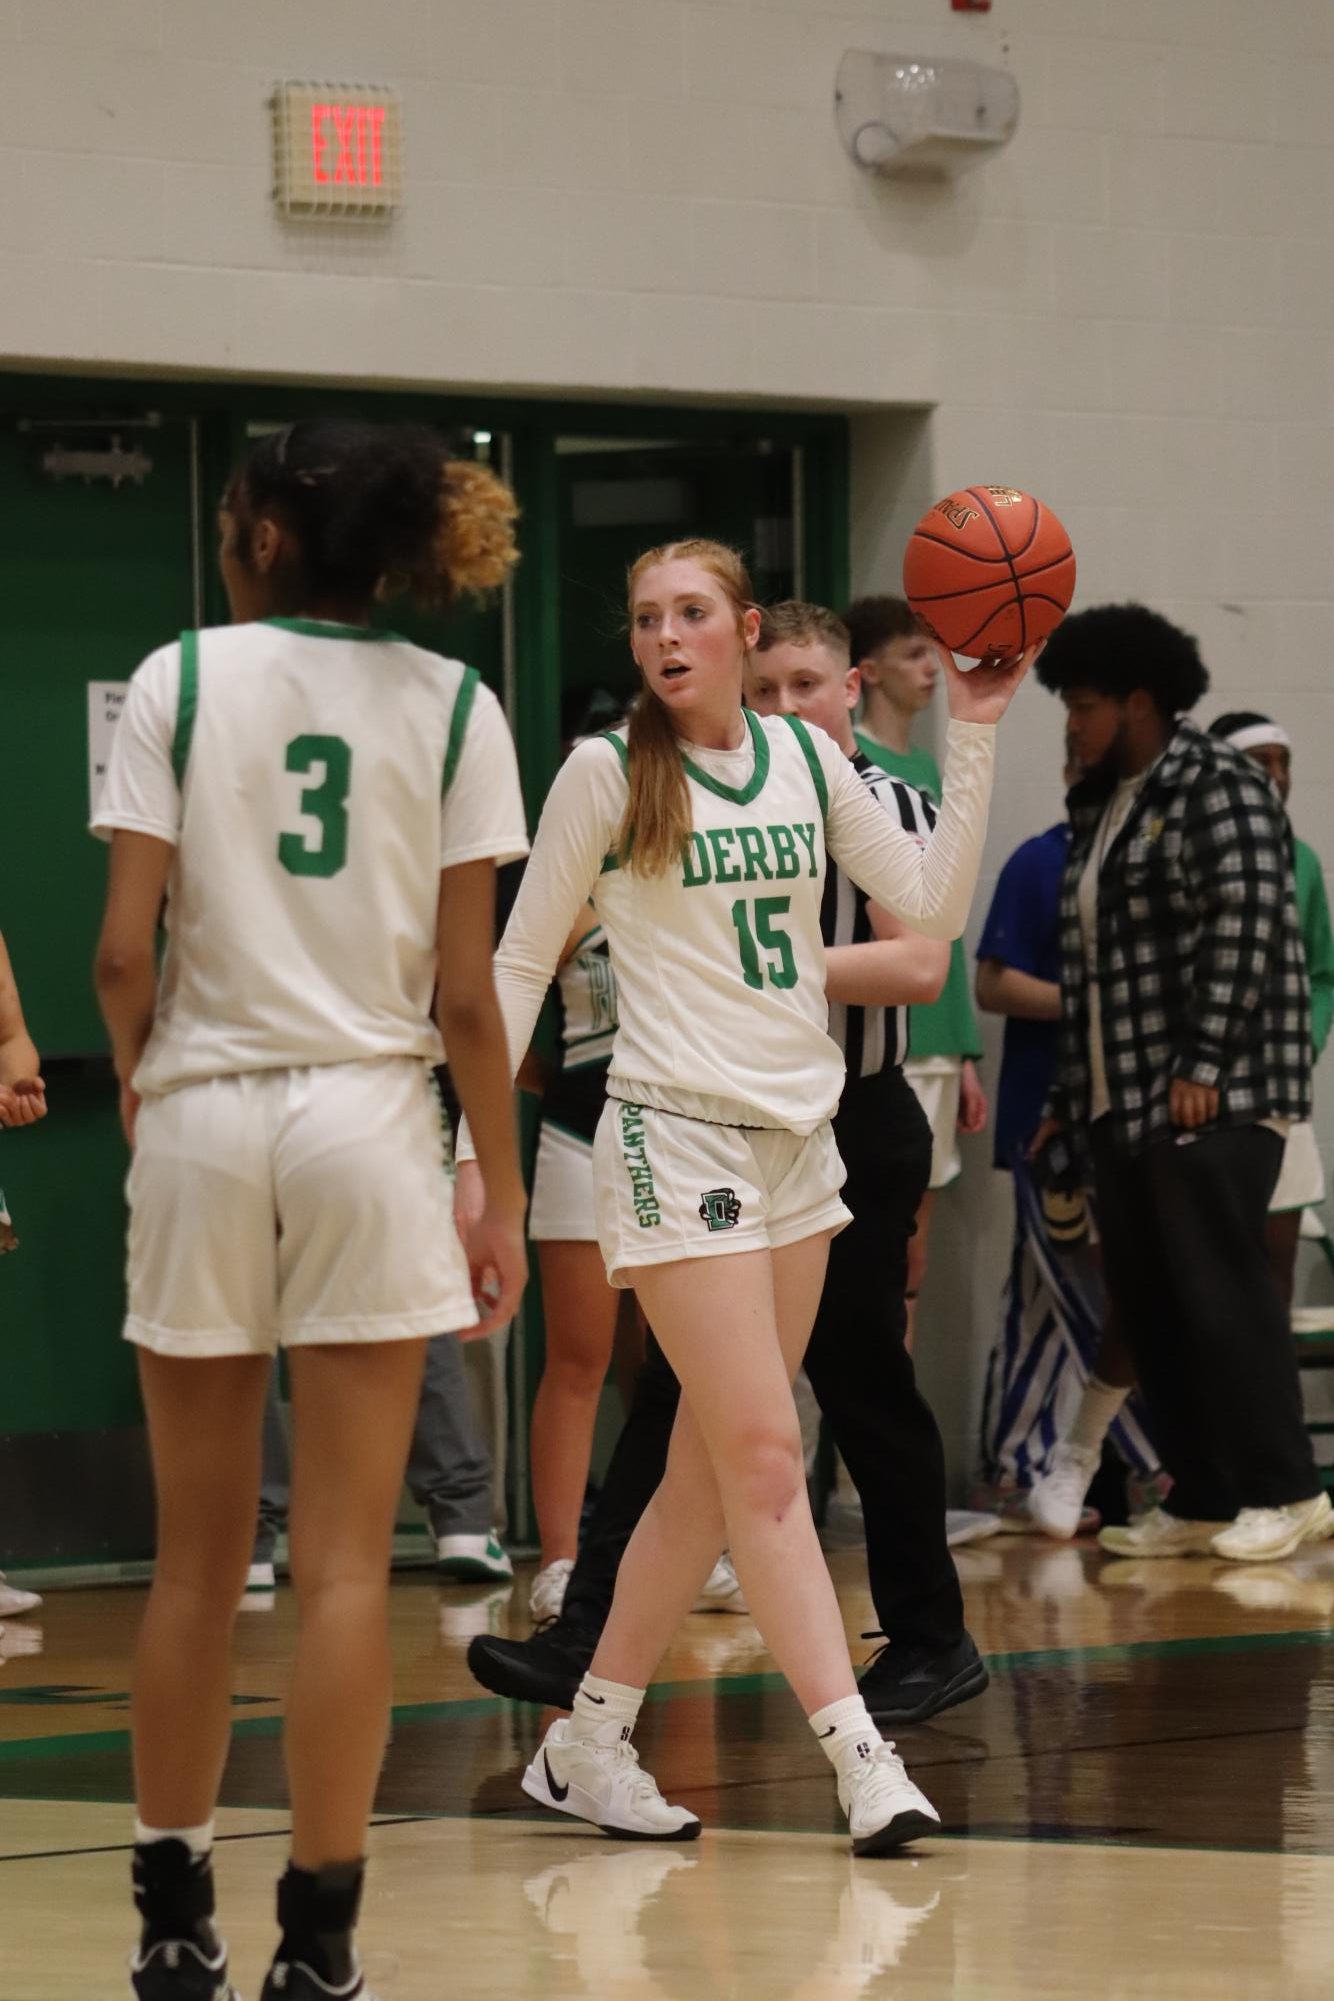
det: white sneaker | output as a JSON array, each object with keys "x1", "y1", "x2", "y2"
[
  {"x1": 521, "y1": 1716, "x2": 700, "y2": 1841},
  {"x1": 0, "y1": 1575, "x2": 41, "y2": 1617},
  {"x1": 436, "y1": 1531, "x2": 514, "y2": 1582},
  {"x1": 944, "y1": 1510, "x2": 1002, "y2": 1548},
  {"x1": 839, "y1": 1740, "x2": 941, "y2": 1856},
  {"x1": 0, "y1": 1622, "x2": 41, "y2": 1659},
  {"x1": 244, "y1": 1561, "x2": 276, "y2": 1592},
  {"x1": 693, "y1": 1553, "x2": 747, "y2": 1614},
  {"x1": 1028, "y1": 1443, "x2": 1101, "y2": 1541},
  {"x1": 1211, "y1": 1492, "x2": 1334, "y2": 1564},
  {"x1": 530, "y1": 1558, "x2": 575, "y2": 1626},
  {"x1": 1098, "y1": 1508, "x2": 1229, "y2": 1559}
]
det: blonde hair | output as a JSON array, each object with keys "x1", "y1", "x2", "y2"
[
  {"x1": 432, "y1": 459, "x2": 520, "y2": 606},
  {"x1": 619, "y1": 539, "x2": 755, "y2": 876}
]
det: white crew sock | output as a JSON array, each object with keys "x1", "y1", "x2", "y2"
[
  {"x1": 567, "y1": 1672, "x2": 645, "y2": 1745},
  {"x1": 133, "y1": 1818, "x2": 215, "y2": 1859},
  {"x1": 809, "y1": 1695, "x2": 883, "y2": 1777},
  {"x1": 1067, "y1": 1376, "x2": 1129, "y2": 1456}
]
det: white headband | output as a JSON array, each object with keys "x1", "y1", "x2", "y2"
[{"x1": 1223, "y1": 722, "x2": 1291, "y2": 755}]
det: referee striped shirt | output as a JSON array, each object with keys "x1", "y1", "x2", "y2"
[{"x1": 822, "y1": 751, "x2": 937, "y2": 1080}]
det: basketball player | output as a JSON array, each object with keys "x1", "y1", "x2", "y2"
[
  {"x1": 844, "y1": 597, "x2": 987, "y2": 1351},
  {"x1": 0, "y1": 927, "x2": 46, "y2": 1616},
  {"x1": 92, "y1": 421, "x2": 529, "y2": 2001},
  {"x1": 467, "y1": 601, "x2": 988, "y2": 1726},
  {"x1": 455, "y1": 541, "x2": 1036, "y2": 1853}
]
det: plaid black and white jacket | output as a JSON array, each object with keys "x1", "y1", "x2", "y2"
[{"x1": 1047, "y1": 720, "x2": 1312, "y2": 1156}]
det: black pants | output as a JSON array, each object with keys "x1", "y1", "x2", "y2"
[
  {"x1": 1090, "y1": 1119, "x2": 1317, "y2": 1521},
  {"x1": 564, "y1": 1067, "x2": 964, "y2": 1653}
]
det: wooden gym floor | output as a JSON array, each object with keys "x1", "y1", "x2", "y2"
[{"x1": 4, "y1": 1535, "x2": 1334, "y2": 1998}]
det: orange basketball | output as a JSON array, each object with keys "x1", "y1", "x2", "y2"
[{"x1": 902, "y1": 486, "x2": 1076, "y2": 660}]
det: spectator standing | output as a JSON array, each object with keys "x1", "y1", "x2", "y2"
[{"x1": 1034, "y1": 605, "x2": 1328, "y2": 1566}]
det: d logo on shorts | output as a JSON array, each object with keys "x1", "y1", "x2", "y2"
[{"x1": 699, "y1": 1187, "x2": 742, "y2": 1231}]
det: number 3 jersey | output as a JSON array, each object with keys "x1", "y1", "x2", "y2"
[
  {"x1": 91, "y1": 620, "x2": 529, "y2": 1094},
  {"x1": 464, "y1": 709, "x2": 995, "y2": 1146}
]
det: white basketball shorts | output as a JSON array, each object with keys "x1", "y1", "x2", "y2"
[
  {"x1": 528, "y1": 1121, "x2": 598, "y2": 1243},
  {"x1": 903, "y1": 1056, "x2": 963, "y2": 1192},
  {"x1": 1271, "y1": 1118, "x2": 1326, "y2": 1215},
  {"x1": 125, "y1": 1058, "x2": 477, "y2": 1357},
  {"x1": 591, "y1": 1098, "x2": 851, "y2": 1288}
]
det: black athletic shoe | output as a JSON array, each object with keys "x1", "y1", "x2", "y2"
[
  {"x1": 467, "y1": 1619, "x2": 596, "y2": 1709},
  {"x1": 130, "y1": 1934, "x2": 238, "y2": 2001},
  {"x1": 260, "y1": 1958, "x2": 371, "y2": 1999},
  {"x1": 857, "y1": 1631, "x2": 989, "y2": 1727}
]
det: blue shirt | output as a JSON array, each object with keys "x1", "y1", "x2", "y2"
[{"x1": 976, "y1": 823, "x2": 1070, "y2": 1168}]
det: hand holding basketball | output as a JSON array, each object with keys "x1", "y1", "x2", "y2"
[{"x1": 941, "y1": 634, "x2": 1044, "y2": 726}]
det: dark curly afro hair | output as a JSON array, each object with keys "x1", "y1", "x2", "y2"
[{"x1": 1035, "y1": 603, "x2": 1209, "y2": 718}]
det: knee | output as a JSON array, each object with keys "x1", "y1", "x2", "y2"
[
  {"x1": 725, "y1": 1424, "x2": 806, "y2": 1523},
  {"x1": 542, "y1": 1347, "x2": 610, "y2": 1403}
]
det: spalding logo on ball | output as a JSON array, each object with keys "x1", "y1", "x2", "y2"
[{"x1": 902, "y1": 486, "x2": 1075, "y2": 660}]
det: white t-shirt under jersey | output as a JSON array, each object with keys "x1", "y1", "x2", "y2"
[
  {"x1": 92, "y1": 618, "x2": 528, "y2": 1094},
  {"x1": 459, "y1": 712, "x2": 994, "y2": 1152}
]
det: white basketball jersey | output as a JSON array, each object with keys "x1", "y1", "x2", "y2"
[
  {"x1": 592, "y1": 712, "x2": 842, "y2": 1132},
  {"x1": 457, "y1": 709, "x2": 995, "y2": 1163},
  {"x1": 93, "y1": 619, "x2": 528, "y2": 1093}
]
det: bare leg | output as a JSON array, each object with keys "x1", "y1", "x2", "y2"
[
  {"x1": 531, "y1": 1240, "x2": 620, "y2": 1565},
  {"x1": 904, "y1": 1190, "x2": 935, "y2": 1356},
  {"x1": 591, "y1": 1233, "x2": 861, "y2": 1716},
  {"x1": 284, "y1": 1338, "x2": 427, "y2": 1868},
  {"x1": 132, "y1": 1351, "x2": 272, "y2": 1827}
]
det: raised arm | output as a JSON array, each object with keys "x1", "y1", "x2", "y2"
[{"x1": 822, "y1": 720, "x2": 995, "y2": 939}]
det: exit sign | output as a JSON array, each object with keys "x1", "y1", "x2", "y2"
[{"x1": 271, "y1": 82, "x2": 402, "y2": 219}]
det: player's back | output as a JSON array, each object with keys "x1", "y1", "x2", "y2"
[{"x1": 135, "y1": 620, "x2": 477, "y2": 1091}]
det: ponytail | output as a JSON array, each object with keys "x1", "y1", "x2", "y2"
[
  {"x1": 616, "y1": 687, "x2": 692, "y2": 875},
  {"x1": 430, "y1": 459, "x2": 519, "y2": 607}
]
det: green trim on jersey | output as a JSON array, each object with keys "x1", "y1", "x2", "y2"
[
  {"x1": 682, "y1": 709, "x2": 770, "y2": 805},
  {"x1": 442, "y1": 667, "x2": 480, "y2": 799},
  {"x1": 780, "y1": 714, "x2": 828, "y2": 820},
  {"x1": 262, "y1": 616, "x2": 400, "y2": 643},
  {"x1": 172, "y1": 629, "x2": 199, "y2": 787},
  {"x1": 599, "y1": 729, "x2": 629, "y2": 772}
]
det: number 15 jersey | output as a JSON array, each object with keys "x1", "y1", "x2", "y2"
[
  {"x1": 92, "y1": 619, "x2": 529, "y2": 1095},
  {"x1": 465, "y1": 710, "x2": 996, "y2": 1145}
]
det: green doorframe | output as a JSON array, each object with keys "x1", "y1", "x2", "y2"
[{"x1": 0, "y1": 370, "x2": 849, "y2": 1559}]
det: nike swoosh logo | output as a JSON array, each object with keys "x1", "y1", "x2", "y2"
[
  {"x1": 583, "y1": 1694, "x2": 606, "y2": 1705},
  {"x1": 818, "y1": 1725, "x2": 837, "y2": 1739},
  {"x1": 544, "y1": 1753, "x2": 570, "y2": 1802}
]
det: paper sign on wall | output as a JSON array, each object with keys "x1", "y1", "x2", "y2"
[{"x1": 88, "y1": 682, "x2": 128, "y2": 819}]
